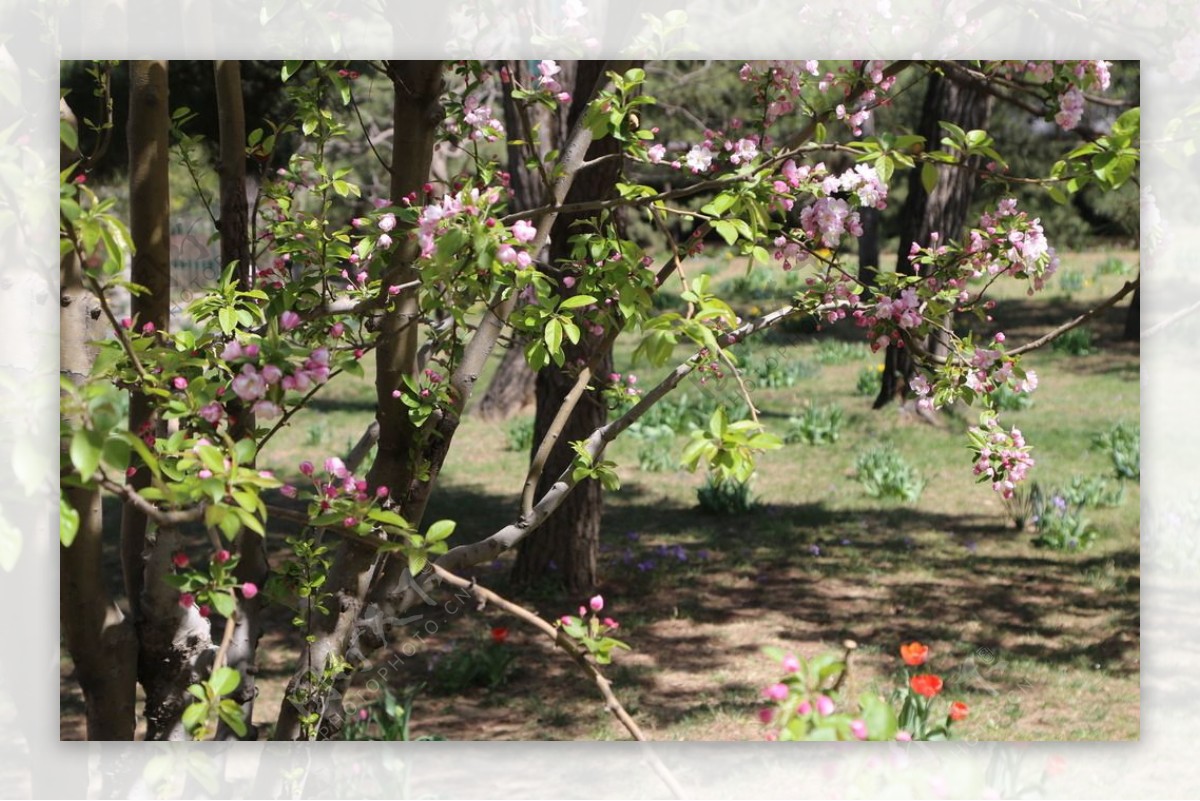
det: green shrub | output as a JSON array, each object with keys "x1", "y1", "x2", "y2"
[
  {"x1": 1094, "y1": 255, "x2": 1133, "y2": 278},
  {"x1": 1061, "y1": 474, "x2": 1126, "y2": 508},
  {"x1": 816, "y1": 339, "x2": 871, "y2": 365},
  {"x1": 854, "y1": 444, "x2": 925, "y2": 502},
  {"x1": 1091, "y1": 421, "x2": 1140, "y2": 480},
  {"x1": 1058, "y1": 268, "x2": 1086, "y2": 296},
  {"x1": 785, "y1": 403, "x2": 845, "y2": 445},
  {"x1": 696, "y1": 474, "x2": 756, "y2": 515},
  {"x1": 855, "y1": 364, "x2": 882, "y2": 396},
  {"x1": 1031, "y1": 493, "x2": 1098, "y2": 551},
  {"x1": 505, "y1": 417, "x2": 535, "y2": 452},
  {"x1": 340, "y1": 685, "x2": 445, "y2": 741},
  {"x1": 635, "y1": 425, "x2": 677, "y2": 472},
  {"x1": 987, "y1": 383, "x2": 1034, "y2": 412},
  {"x1": 741, "y1": 352, "x2": 819, "y2": 389},
  {"x1": 626, "y1": 392, "x2": 749, "y2": 437},
  {"x1": 1050, "y1": 326, "x2": 1097, "y2": 356},
  {"x1": 429, "y1": 637, "x2": 516, "y2": 694}
]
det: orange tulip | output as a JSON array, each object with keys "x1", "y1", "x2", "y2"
[
  {"x1": 949, "y1": 701, "x2": 969, "y2": 721},
  {"x1": 910, "y1": 674, "x2": 943, "y2": 698},
  {"x1": 900, "y1": 641, "x2": 930, "y2": 666}
]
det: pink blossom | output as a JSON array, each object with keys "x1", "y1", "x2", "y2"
[
  {"x1": 261, "y1": 364, "x2": 283, "y2": 384},
  {"x1": 512, "y1": 219, "x2": 536, "y2": 243},
  {"x1": 684, "y1": 144, "x2": 714, "y2": 173},
  {"x1": 497, "y1": 245, "x2": 517, "y2": 264},
  {"x1": 895, "y1": 730, "x2": 913, "y2": 741},
  {"x1": 198, "y1": 469, "x2": 213, "y2": 479},
  {"x1": 850, "y1": 719, "x2": 868, "y2": 740},
  {"x1": 763, "y1": 683, "x2": 789, "y2": 701},
  {"x1": 325, "y1": 456, "x2": 348, "y2": 478},
  {"x1": 330, "y1": 322, "x2": 345, "y2": 338},
  {"x1": 172, "y1": 376, "x2": 188, "y2": 391},
  {"x1": 602, "y1": 617, "x2": 619, "y2": 629},
  {"x1": 378, "y1": 213, "x2": 396, "y2": 233},
  {"x1": 220, "y1": 340, "x2": 245, "y2": 361},
  {"x1": 231, "y1": 364, "x2": 267, "y2": 402},
  {"x1": 199, "y1": 402, "x2": 223, "y2": 424},
  {"x1": 280, "y1": 310, "x2": 302, "y2": 331},
  {"x1": 782, "y1": 654, "x2": 801, "y2": 673},
  {"x1": 378, "y1": 233, "x2": 393, "y2": 249},
  {"x1": 646, "y1": 143, "x2": 666, "y2": 163},
  {"x1": 1055, "y1": 86, "x2": 1085, "y2": 130},
  {"x1": 588, "y1": 594, "x2": 604, "y2": 612},
  {"x1": 816, "y1": 695, "x2": 835, "y2": 716}
]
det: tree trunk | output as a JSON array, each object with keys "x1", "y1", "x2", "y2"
[
  {"x1": 511, "y1": 61, "x2": 625, "y2": 594},
  {"x1": 59, "y1": 98, "x2": 139, "y2": 741},
  {"x1": 273, "y1": 61, "x2": 444, "y2": 742},
  {"x1": 125, "y1": 59, "x2": 210, "y2": 740},
  {"x1": 213, "y1": 58, "x2": 266, "y2": 740},
  {"x1": 874, "y1": 72, "x2": 990, "y2": 409},
  {"x1": 476, "y1": 344, "x2": 537, "y2": 421},
  {"x1": 1123, "y1": 284, "x2": 1139, "y2": 340}
]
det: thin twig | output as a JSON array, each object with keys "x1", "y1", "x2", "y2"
[
  {"x1": 429, "y1": 564, "x2": 647, "y2": 741},
  {"x1": 521, "y1": 365, "x2": 592, "y2": 517},
  {"x1": 1007, "y1": 277, "x2": 1139, "y2": 356}
]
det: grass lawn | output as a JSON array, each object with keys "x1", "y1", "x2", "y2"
[{"x1": 60, "y1": 249, "x2": 1140, "y2": 741}]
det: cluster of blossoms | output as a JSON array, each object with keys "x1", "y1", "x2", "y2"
[
  {"x1": 770, "y1": 161, "x2": 888, "y2": 270},
  {"x1": 740, "y1": 59, "x2": 895, "y2": 132},
  {"x1": 534, "y1": 59, "x2": 572, "y2": 103},
  {"x1": 556, "y1": 594, "x2": 627, "y2": 664},
  {"x1": 964, "y1": 198, "x2": 1059, "y2": 291},
  {"x1": 412, "y1": 185, "x2": 533, "y2": 266},
  {"x1": 214, "y1": 337, "x2": 332, "y2": 422},
  {"x1": 991, "y1": 60, "x2": 1111, "y2": 131},
  {"x1": 170, "y1": 548, "x2": 259, "y2": 619},
  {"x1": 671, "y1": 125, "x2": 762, "y2": 175},
  {"x1": 443, "y1": 94, "x2": 505, "y2": 143},
  {"x1": 291, "y1": 456, "x2": 389, "y2": 529},
  {"x1": 968, "y1": 414, "x2": 1035, "y2": 499}
]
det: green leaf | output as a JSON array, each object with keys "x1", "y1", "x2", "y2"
[
  {"x1": 60, "y1": 119, "x2": 78, "y2": 153},
  {"x1": 712, "y1": 220, "x2": 738, "y2": 246},
  {"x1": 368, "y1": 509, "x2": 410, "y2": 529},
  {"x1": 407, "y1": 552, "x2": 428, "y2": 576},
  {"x1": 181, "y1": 701, "x2": 209, "y2": 734},
  {"x1": 218, "y1": 700, "x2": 248, "y2": 737},
  {"x1": 218, "y1": 307, "x2": 237, "y2": 335},
  {"x1": 210, "y1": 666, "x2": 240, "y2": 696},
  {"x1": 920, "y1": 162, "x2": 938, "y2": 194},
  {"x1": 425, "y1": 519, "x2": 456, "y2": 543},
  {"x1": 544, "y1": 318, "x2": 563, "y2": 354},
  {"x1": 875, "y1": 155, "x2": 894, "y2": 184},
  {"x1": 558, "y1": 294, "x2": 597, "y2": 310},
  {"x1": 210, "y1": 591, "x2": 236, "y2": 618},
  {"x1": 60, "y1": 496, "x2": 80, "y2": 548},
  {"x1": 70, "y1": 428, "x2": 103, "y2": 480}
]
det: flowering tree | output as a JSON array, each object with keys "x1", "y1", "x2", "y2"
[{"x1": 59, "y1": 59, "x2": 1138, "y2": 740}]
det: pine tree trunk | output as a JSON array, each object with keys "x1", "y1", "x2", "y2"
[
  {"x1": 511, "y1": 61, "x2": 626, "y2": 594},
  {"x1": 874, "y1": 72, "x2": 990, "y2": 409},
  {"x1": 59, "y1": 98, "x2": 139, "y2": 741}
]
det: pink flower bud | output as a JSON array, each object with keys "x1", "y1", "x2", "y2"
[
  {"x1": 763, "y1": 683, "x2": 789, "y2": 701},
  {"x1": 172, "y1": 376, "x2": 188, "y2": 390},
  {"x1": 588, "y1": 594, "x2": 604, "y2": 612},
  {"x1": 241, "y1": 582, "x2": 258, "y2": 599},
  {"x1": 120, "y1": 317, "x2": 132, "y2": 329},
  {"x1": 142, "y1": 322, "x2": 156, "y2": 334},
  {"x1": 214, "y1": 549, "x2": 231, "y2": 564},
  {"x1": 280, "y1": 310, "x2": 302, "y2": 331},
  {"x1": 816, "y1": 695, "x2": 835, "y2": 716},
  {"x1": 330, "y1": 322, "x2": 345, "y2": 338},
  {"x1": 299, "y1": 460, "x2": 314, "y2": 476},
  {"x1": 179, "y1": 592, "x2": 195, "y2": 608},
  {"x1": 198, "y1": 604, "x2": 211, "y2": 618},
  {"x1": 172, "y1": 552, "x2": 189, "y2": 568}
]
